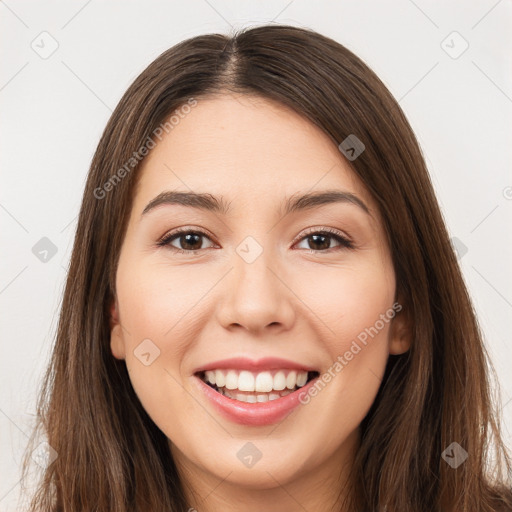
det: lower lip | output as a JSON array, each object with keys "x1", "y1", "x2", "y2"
[{"x1": 194, "y1": 375, "x2": 318, "y2": 426}]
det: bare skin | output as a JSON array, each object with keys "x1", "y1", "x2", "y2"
[{"x1": 110, "y1": 93, "x2": 411, "y2": 511}]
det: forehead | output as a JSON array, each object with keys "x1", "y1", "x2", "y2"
[{"x1": 134, "y1": 93, "x2": 376, "y2": 218}]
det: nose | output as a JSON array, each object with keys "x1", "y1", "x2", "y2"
[{"x1": 216, "y1": 247, "x2": 296, "y2": 335}]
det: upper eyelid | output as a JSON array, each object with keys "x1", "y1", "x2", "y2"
[
  {"x1": 158, "y1": 226, "x2": 215, "y2": 244},
  {"x1": 293, "y1": 226, "x2": 351, "y2": 242}
]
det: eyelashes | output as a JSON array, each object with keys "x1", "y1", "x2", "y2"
[
  {"x1": 294, "y1": 227, "x2": 355, "y2": 252},
  {"x1": 156, "y1": 226, "x2": 355, "y2": 255},
  {"x1": 157, "y1": 228, "x2": 215, "y2": 253}
]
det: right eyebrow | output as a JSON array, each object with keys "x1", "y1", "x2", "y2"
[{"x1": 141, "y1": 191, "x2": 232, "y2": 217}]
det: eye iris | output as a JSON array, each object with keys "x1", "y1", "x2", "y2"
[
  {"x1": 308, "y1": 234, "x2": 330, "y2": 251},
  {"x1": 179, "y1": 233, "x2": 202, "y2": 251}
]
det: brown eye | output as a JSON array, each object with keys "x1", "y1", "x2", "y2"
[
  {"x1": 295, "y1": 229, "x2": 354, "y2": 252},
  {"x1": 306, "y1": 233, "x2": 332, "y2": 251},
  {"x1": 158, "y1": 229, "x2": 215, "y2": 253}
]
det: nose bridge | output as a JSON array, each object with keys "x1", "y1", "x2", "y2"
[
  {"x1": 234, "y1": 239, "x2": 276, "y2": 297},
  {"x1": 217, "y1": 236, "x2": 295, "y2": 333}
]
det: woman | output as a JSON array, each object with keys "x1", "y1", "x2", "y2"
[{"x1": 22, "y1": 24, "x2": 512, "y2": 511}]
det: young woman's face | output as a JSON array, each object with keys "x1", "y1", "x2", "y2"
[{"x1": 110, "y1": 93, "x2": 410, "y2": 498}]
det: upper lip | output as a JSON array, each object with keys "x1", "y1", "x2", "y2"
[{"x1": 193, "y1": 356, "x2": 318, "y2": 374}]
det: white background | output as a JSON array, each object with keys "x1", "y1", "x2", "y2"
[{"x1": 1, "y1": 1, "x2": 511, "y2": 509}]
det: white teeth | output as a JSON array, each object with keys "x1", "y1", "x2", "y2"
[
  {"x1": 255, "y1": 371, "x2": 273, "y2": 392},
  {"x1": 201, "y1": 368, "x2": 310, "y2": 397},
  {"x1": 221, "y1": 388, "x2": 293, "y2": 402},
  {"x1": 225, "y1": 370, "x2": 238, "y2": 390},
  {"x1": 238, "y1": 371, "x2": 255, "y2": 392},
  {"x1": 296, "y1": 371, "x2": 308, "y2": 387},
  {"x1": 273, "y1": 371, "x2": 286, "y2": 390},
  {"x1": 286, "y1": 370, "x2": 297, "y2": 389},
  {"x1": 215, "y1": 369, "x2": 225, "y2": 387}
]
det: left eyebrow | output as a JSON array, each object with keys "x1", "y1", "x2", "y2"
[
  {"x1": 140, "y1": 189, "x2": 371, "y2": 218},
  {"x1": 282, "y1": 190, "x2": 370, "y2": 216}
]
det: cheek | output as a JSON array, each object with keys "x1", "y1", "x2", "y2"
[
  {"x1": 113, "y1": 257, "x2": 203, "y2": 421},
  {"x1": 117, "y1": 257, "x2": 213, "y2": 350},
  {"x1": 295, "y1": 259, "x2": 395, "y2": 350},
  {"x1": 293, "y1": 258, "x2": 395, "y2": 411},
  {"x1": 293, "y1": 260, "x2": 395, "y2": 425}
]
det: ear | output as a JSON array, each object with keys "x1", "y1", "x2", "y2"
[
  {"x1": 388, "y1": 300, "x2": 412, "y2": 355},
  {"x1": 109, "y1": 296, "x2": 126, "y2": 360}
]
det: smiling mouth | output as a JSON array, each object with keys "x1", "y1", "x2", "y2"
[{"x1": 197, "y1": 369, "x2": 320, "y2": 403}]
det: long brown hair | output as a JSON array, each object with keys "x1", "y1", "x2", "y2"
[{"x1": 21, "y1": 24, "x2": 512, "y2": 511}]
